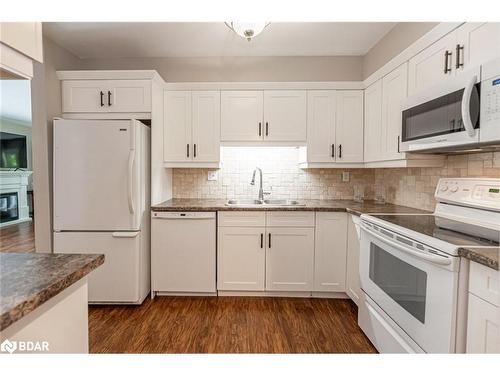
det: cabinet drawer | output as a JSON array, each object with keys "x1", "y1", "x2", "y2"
[
  {"x1": 218, "y1": 211, "x2": 266, "y2": 227},
  {"x1": 266, "y1": 211, "x2": 315, "y2": 227},
  {"x1": 469, "y1": 261, "x2": 499, "y2": 307}
]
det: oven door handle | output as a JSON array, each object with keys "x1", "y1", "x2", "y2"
[
  {"x1": 461, "y1": 75, "x2": 478, "y2": 137},
  {"x1": 362, "y1": 224, "x2": 453, "y2": 266}
]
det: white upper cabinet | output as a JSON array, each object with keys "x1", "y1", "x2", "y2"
[
  {"x1": 381, "y1": 63, "x2": 408, "y2": 161},
  {"x1": 313, "y1": 212, "x2": 348, "y2": 293},
  {"x1": 62, "y1": 79, "x2": 152, "y2": 113},
  {"x1": 263, "y1": 90, "x2": 307, "y2": 142},
  {"x1": 363, "y1": 80, "x2": 383, "y2": 162},
  {"x1": 456, "y1": 22, "x2": 500, "y2": 72},
  {"x1": 164, "y1": 90, "x2": 220, "y2": 166},
  {"x1": 409, "y1": 22, "x2": 500, "y2": 95},
  {"x1": 335, "y1": 90, "x2": 364, "y2": 163},
  {"x1": 221, "y1": 90, "x2": 306, "y2": 143},
  {"x1": 306, "y1": 90, "x2": 337, "y2": 163},
  {"x1": 0, "y1": 22, "x2": 43, "y2": 63},
  {"x1": 192, "y1": 91, "x2": 221, "y2": 162},
  {"x1": 107, "y1": 80, "x2": 152, "y2": 113},
  {"x1": 164, "y1": 91, "x2": 192, "y2": 162},
  {"x1": 221, "y1": 91, "x2": 263, "y2": 141},
  {"x1": 408, "y1": 31, "x2": 457, "y2": 95}
]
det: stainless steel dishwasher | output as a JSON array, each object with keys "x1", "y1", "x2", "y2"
[{"x1": 151, "y1": 211, "x2": 216, "y2": 296}]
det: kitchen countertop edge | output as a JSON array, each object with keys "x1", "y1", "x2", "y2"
[{"x1": 0, "y1": 253, "x2": 105, "y2": 332}]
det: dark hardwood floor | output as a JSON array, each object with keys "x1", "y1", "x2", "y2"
[
  {"x1": 89, "y1": 296, "x2": 376, "y2": 354},
  {"x1": 0, "y1": 221, "x2": 35, "y2": 253}
]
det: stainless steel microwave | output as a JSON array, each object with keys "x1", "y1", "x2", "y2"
[{"x1": 401, "y1": 58, "x2": 500, "y2": 153}]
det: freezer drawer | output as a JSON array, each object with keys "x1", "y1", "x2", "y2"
[
  {"x1": 54, "y1": 231, "x2": 143, "y2": 303},
  {"x1": 151, "y1": 212, "x2": 216, "y2": 293}
]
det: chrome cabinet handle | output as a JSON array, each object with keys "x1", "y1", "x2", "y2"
[
  {"x1": 444, "y1": 51, "x2": 452, "y2": 74},
  {"x1": 455, "y1": 44, "x2": 464, "y2": 69}
]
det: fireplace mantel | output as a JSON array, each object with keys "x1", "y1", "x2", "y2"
[{"x1": 0, "y1": 170, "x2": 33, "y2": 228}]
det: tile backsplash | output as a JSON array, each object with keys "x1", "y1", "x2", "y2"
[
  {"x1": 172, "y1": 148, "x2": 500, "y2": 212},
  {"x1": 172, "y1": 147, "x2": 376, "y2": 200}
]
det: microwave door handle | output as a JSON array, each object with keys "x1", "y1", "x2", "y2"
[
  {"x1": 362, "y1": 224, "x2": 452, "y2": 266},
  {"x1": 127, "y1": 149, "x2": 135, "y2": 214},
  {"x1": 461, "y1": 75, "x2": 478, "y2": 137}
]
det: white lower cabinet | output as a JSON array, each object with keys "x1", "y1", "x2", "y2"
[
  {"x1": 266, "y1": 227, "x2": 315, "y2": 291},
  {"x1": 313, "y1": 212, "x2": 348, "y2": 292},
  {"x1": 466, "y1": 261, "x2": 500, "y2": 353},
  {"x1": 346, "y1": 214, "x2": 362, "y2": 305},
  {"x1": 217, "y1": 226, "x2": 265, "y2": 291}
]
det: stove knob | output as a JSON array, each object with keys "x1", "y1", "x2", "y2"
[
  {"x1": 450, "y1": 186, "x2": 459, "y2": 193},
  {"x1": 440, "y1": 185, "x2": 448, "y2": 192}
]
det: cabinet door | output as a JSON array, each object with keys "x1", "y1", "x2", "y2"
[
  {"x1": 306, "y1": 90, "x2": 337, "y2": 162},
  {"x1": 364, "y1": 80, "x2": 383, "y2": 162},
  {"x1": 221, "y1": 91, "x2": 263, "y2": 141},
  {"x1": 217, "y1": 227, "x2": 265, "y2": 291},
  {"x1": 381, "y1": 63, "x2": 408, "y2": 161},
  {"x1": 266, "y1": 227, "x2": 314, "y2": 291},
  {"x1": 164, "y1": 91, "x2": 192, "y2": 162},
  {"x1": 408, "y1": 31, "x2": 456, "y2": 95},
  {"x1": 335, "y1": 90, "x2": 364, "y2": 162},
  {"x1": 192, "y1": 91, "x2": 220, "y2": 162},
  {"x1": 264, "y1": 90, "x2": 307, "y2": 142},
  {"x1": 466, "y1": 294, "x2": 499, "y2": 353},
  {"x1": 457, "y1": 22, "x2": 500, "y2": 72},
  {"x1": 62, "y1": 80, "x2": 108, "y2": 113},
  {"x1": 107, "y1": 80, "x2": 152, "y2": 112},
  {"x1": 346, "y1": 215, "x2": 362, "y2": 305},
  {"x1": 314, "y1": 212, "x2": 348, "y2": 292},
  {"x1": 0, "y1": 22, "x2": 43, "y2": 62}
]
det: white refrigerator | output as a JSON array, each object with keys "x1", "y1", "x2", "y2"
[{"x1": 53, "y1": 119, "x2": 151, "y2": 304}]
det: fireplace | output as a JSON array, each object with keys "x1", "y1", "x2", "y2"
[{"x1": 0, "y1": 192, "x2": 19, "y2": 224}]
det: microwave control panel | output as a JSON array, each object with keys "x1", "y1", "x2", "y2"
[{"x1": 480, "y1": 58, "x2": 500, "y2": 142}]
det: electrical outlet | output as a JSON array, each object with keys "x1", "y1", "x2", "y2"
[
  {"x1": 207, "y1": 171, "x2": 218, "y2": 181},
  {"x1": 342, "y1": 171, "x2": 350, "y2": 182}
]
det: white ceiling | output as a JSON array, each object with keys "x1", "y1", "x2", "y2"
[{"x1": 43, "y1": 22, "x2": 396, "y2": 59}]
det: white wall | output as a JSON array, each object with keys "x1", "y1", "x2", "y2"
[
  {"x1": 31, "y1": 36, "x2": 83, "y2": 253},
  {"x1": 79, "y1": 56, "x2": 364, "y2": 82}
]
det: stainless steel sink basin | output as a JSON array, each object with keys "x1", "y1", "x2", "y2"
[{"x1": 225, "y1": 199, "x2": 305, "y2": 207}]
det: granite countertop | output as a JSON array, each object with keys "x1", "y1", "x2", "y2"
[
  {"x1": 458, "y1": 247, "x2": 499, "y2": 270},
  {"x1": 151, "y1": 198, "x2": 431, "y2": 216},
  {"x1": 0, "y1": 253, "x2": 104, "y2": 331}
]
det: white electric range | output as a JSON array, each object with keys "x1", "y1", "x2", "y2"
[{"x1": 358, "y1": 178, "x2": 500, "y2": 353}]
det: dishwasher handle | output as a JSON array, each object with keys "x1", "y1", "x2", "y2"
[{"x1": 152, "y1": 212, "x2": 216, "y2": 219}]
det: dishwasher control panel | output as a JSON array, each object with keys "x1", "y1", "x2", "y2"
[{"x1": 152, "y1": 211, "x2": 216, "y2": 219}]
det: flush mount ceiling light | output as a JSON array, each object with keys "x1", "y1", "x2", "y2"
[{"x1": 225, "y1": 22, "x2": 271, "y2": 41}]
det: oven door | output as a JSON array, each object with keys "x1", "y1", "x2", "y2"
[
  {"x1": 359, "y1": 223, "x2": 459, "y2": 353},
  {"x1": 400, "y1": 67, "x2": 481, "y2": 152}
]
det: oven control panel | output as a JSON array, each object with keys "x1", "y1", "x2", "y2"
[{"x1": 436, "y1": 178, "x2": 500, "y2": 211}]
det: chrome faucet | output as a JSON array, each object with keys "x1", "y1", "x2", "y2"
[{"x1": 250, "y1": 167, "x2": 269, "y2": 201}]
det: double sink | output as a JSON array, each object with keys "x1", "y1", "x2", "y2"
[{"x1": 225, "y1": 199, "x2": 306, "y2": 207}]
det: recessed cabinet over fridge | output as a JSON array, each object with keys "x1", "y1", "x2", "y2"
[
  {"x1": 163, "y1": 90, "x2": 220, "y2": 167},
  {"x1": 221, "y1": 90, "x2": 306, "y2": 143}
]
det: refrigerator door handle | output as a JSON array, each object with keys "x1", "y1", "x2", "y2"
[
  {"x1": 112, "y1": 232, "x2": 139, "y2": 238},
  {"x1": 128, "y1": 149, "x2": 136, "y2": 214}
]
